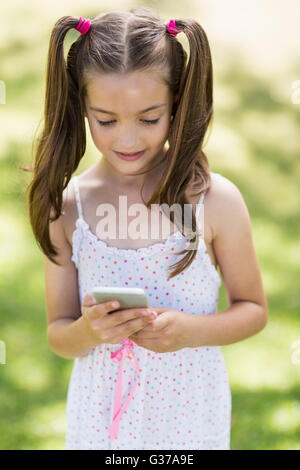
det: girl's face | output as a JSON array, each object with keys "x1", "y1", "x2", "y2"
[{"x1": 84, "y1": 70, "x2": 174, "y2": 179}]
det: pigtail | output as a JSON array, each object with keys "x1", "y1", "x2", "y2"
[
  {"x1": 148, "y1": 18, "x2": 213, "y2": 278},
  {"x1": 25, "y1": 16, "x2": 87, "y2": 264}
]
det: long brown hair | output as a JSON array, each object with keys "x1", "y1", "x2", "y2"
[{"x1": 23, "y1": 7, "x2": 213, "y2": 279}]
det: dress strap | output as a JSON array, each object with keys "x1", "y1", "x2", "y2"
[
  {"x1": 72, "y1": 176, "x2": 83, "y2": 219},
  {"x1": 195, "y1": 190, "x2": 205, "y2": 219}
]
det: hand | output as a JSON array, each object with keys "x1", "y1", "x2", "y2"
[
  {"x1": 128, "y1": 309, "x2": 188, "y2": 353},
  {"x1": 81, "y1": 293, "x2": 155, "y2": 345}
]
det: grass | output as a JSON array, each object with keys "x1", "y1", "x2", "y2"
[{"x1": 0, "y1": 1, "x2": 300, "y2": 450}]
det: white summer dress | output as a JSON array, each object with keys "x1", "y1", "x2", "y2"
[{"x1": 65, "y1": 172, "x2": 232, "y2": 450}]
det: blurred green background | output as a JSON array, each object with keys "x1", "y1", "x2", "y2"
[{"x1": 1, "y1": 0, "x2": 300, "y2": 450}]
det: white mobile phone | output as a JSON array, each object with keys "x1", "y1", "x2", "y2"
[{"x1": 91, "y1": 286, "x2": 150, "y2": 314}]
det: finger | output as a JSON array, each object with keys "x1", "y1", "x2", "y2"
[
  {"x1": 132, "y1": 326, "x2": 167, "y2": 340},
  {"x1": 151, "y1": 307, "x2": 168, "y2": 315},
  {"x1": 132, "y1": 336, "x2": 163, "y2": 353},
  {"x1": 132, "y1": 317, "x2": 169, "y2": 339},
  {"x1": 82, "y1": 294, "x2": 120, "y2": 319},
  {"x1": 106, "y1": 307, "x2": 153, "y2": 327},
  {"x1": 145, "y1": 311, "x2": 168, "y2": 330},
  {"x1": 82, "y1": 293, "x2": 97, "y2": 307},
  {"x1": 111, "y1": 315, "x2": 152, "y2": 339},
  {"x1": 137, "y1": 313, "x2": 170, "y2": 338}
]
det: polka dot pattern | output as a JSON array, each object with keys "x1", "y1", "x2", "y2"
[{"x1": 65, "y1": 175, "x2": 232, "y2": 450}]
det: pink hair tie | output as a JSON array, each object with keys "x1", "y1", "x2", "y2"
[
  {"x1": 75, "y1": 16, "x2": 91, "y2": 35},
  {"x1": 166, "y1": 19, "x2": 180, "y2": 37}
]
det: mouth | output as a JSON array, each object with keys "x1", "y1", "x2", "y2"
[{"x1": 114, "y1": 150, "x2": 146, "y2": 161}]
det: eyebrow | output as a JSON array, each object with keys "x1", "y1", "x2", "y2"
[{"x1": 89, "y1": 103, "x2": 167, "y2": 114}]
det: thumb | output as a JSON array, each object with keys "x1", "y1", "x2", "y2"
[
  {"x1": 83, "y1": 293, "x2": 96, "y2": 307},
  {"x1": 152, "y1": 307, "x2": 168, "y2": 315}
]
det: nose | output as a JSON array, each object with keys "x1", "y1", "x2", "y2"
[{"x1": 115, "y1": 123, "x2": 141, "y2": 150}]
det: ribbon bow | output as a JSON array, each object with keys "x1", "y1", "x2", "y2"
[{"x1": 109, "y1": 338, "x2": 138, "y2": 440}]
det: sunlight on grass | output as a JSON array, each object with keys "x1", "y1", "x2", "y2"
[
  {"x1": 214, "y1": 79, "x2": 242, "y2": 110},
  {"x1": 0, "y1": 112, "x2": 42, "y2": 155},
  {"x1": 253, "y1": 221, "x2": 300, "y2": 293},
  {"x1": 0, "y1": 213, "x2": 27, "y2": 270},
  {"x1": 240, "y1": 110, "x2": 300, "y2": 155},
  {"x1": 5, "y1": 349, "x2": 51, "y2": 391},
  {"x1": 224, "y1": 318, "x2": 300, "y2": 389},
  {"x1": 0, "y1": 1, "x2": 132, "y2": 49},
  {"x1": 26, "y1": 402, "x2": 66, "y2": 450},
  {"x1": 254, "y1": 222, "x2": 300, "y2": 269},
  {"x1": 207, "y1": 123, "x2": 252, "y2": 171},
  {"x1": 274, "y1": 441, "x2": 300, "y2": 451},
  {"x1": 269, "y1": 401, "x2": 300, "y2": 433},
  {"x1": 1, "y1": 44, "x2": 44, "y2": 83}
]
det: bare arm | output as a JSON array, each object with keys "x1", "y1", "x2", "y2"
[
  {"x1": 183, "y1": 176, "x2": 268, "y2": 348},
  {"x1": 45, "y1": 185, "x2": 154, "y2": 359},
  {"x1": 47, "y1": 316, "x2": 101, "y2": 359},
  {"x1": 45, "y1": 195, "x2": 101, "y2": 359},
  {"x1": 44, "y1": 178, "x2": 104, "y2": 359}
]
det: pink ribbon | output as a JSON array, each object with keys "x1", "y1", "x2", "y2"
[{"x1": 109, "y1": 338, "x2": 138, "y2": 440}]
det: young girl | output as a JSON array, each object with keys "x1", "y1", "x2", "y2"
[{"x1": 26, "y1": 8, "x2": 268, "y2": 450}]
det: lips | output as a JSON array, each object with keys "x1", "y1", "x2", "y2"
[{"x1": 115, "y1": 150, "x2": 146, "y2": 161}]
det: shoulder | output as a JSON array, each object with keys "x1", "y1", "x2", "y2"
[
  {"x1": 205, "y1": 172, "x2": 250, "y2": 241},
  {"x1": 59, "y1": 165, "x2": 103, "y2": 244}
]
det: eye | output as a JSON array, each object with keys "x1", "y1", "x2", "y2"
[
  {"x1": 142, "y1": 119, "x2": 159, "y2": 125},
  {"x1": 97, "y1": 120, "x2": 115, "y2": 126},
  {"x1": 97, "y1": 119, "x2": 160, "y2": 126}
]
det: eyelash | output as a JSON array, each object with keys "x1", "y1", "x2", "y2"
[{"x1": 97, "y1": 119, "x2": 160, "y2": 126}]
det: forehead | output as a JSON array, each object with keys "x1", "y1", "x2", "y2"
[{"x1": 85, "y1": 70, "x2": 170, "y2": 104}]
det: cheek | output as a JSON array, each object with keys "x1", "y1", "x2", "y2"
[
  {"x1": 158, "y1": 117, "x2": 172, "y2": 141},
  {"x1": 89, "y1": 123, "x2": 110, "y2": 148},
  {"x1": 148, "y1": 116, "x2": 170, "y2": 142}
]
